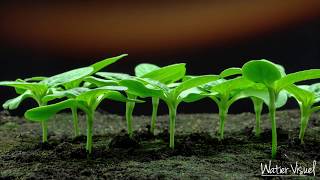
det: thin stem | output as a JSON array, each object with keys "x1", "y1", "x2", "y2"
[
  {"x1": 252, "y1": 97, "x2": 263, "y2": 137},
  {"x1": 126, "y1": 101, "x2": 136, "y2": 138},
  {"x1": 38, "y1": 101, "x2": 48, "y2": 143},
  {"x1": 168, "y1": 104, "x2": 177, "y2": 149},
  {"x1": 268, "y1": 88, "x2": 277, "y2": 159},
  {"x1": 299, "y1": 105, "x2": 311, "y2": 144},
  {"x1": 218, "y1": 105, "x2": 228, "y2": 140},
  {"x1": 150, "y1": 97, "x2": 159, "y2": 135},
  {"x1": 86, "y1": 111, "x2": 94, "y2": 154},
  {"x1": 71, "y1": 107, "x2": 80, "y2": 137},
  {"x1": 41, "y1": 121, "x2": 48, "y2": 143}
]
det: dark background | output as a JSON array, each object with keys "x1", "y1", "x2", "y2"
[{"x1": 0, "y1": 1, "x2": 319, "y2": 116}]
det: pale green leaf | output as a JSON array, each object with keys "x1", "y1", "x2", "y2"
[
  {"x1": 141, "y1": 63, "x2": 186, "y2": 84},
  {"x1": 219, "y1": 67, "x2": 242, "y2": 78},
  {"x1": 25, "y1": 99, "x2": 77, "y2": 122},
  {"x1": 135, "y1": 63, "x2": 160, "y2": 77}
]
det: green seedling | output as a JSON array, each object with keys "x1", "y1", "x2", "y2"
[
  {"x1": 97, "y1": 63, "x2": 186, "y2": 137},
  {"x1": 121, "y1": 74, "x2": 219, "y2": 148},
  {"x1": 25, "y1": 86, "x2": 135, "y2": 153},
  {"x1": 135, "y1": 64, "x2": 160, "y2": 135},
  {"x1": 285, "y1": 83, "x2": 320, "y2": 143},
  {"x1": 242, "y1": 59, "x2": 320, "y2": 158},
  {"x1": 200, "y1": 77, "x2": 255, "y2": 139},
  {"x1": 218, "y1": 68, "x2": 272, "y2": 137},
  {"x1": 1, "y1": 54, "x2": 127, "y2": 141},
  {"x1": 135, "y1": 63, "x2": 187, "y2": 135}
]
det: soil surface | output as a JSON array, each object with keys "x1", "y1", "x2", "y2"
[{"x1": 0, "y1": 109, "x2": 319, "y2": 179}]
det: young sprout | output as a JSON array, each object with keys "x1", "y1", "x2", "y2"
[
  {"x1": 25, "y1": 86, "x2": 135, "y2": 154},
  {"x1": 0, "y1": 67, "x2": 92, "y2": 142},
  {"x1": 97, "y1": 63, "x2": 186, "y2": 137},
  {"x1": 134, "y1": 63, "x2": 186, "y2": 135},
  {"x1": 242, "y1": 59, "x2": 320, "y2": 159},
  {"x1": 0, "y1": 54, "x2": 127, "y2": 141},
  {"x1": 285, "y1": 84, "x2": 320, "y2": 143},
  {"x1": 121, "y1": 74, "x2": 219, "y2": 148},
  {"x1": 199, "y1": 77, "x2": 255, "y2": 139}
]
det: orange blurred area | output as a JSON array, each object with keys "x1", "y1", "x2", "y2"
[{"x1": 1, "y1": 1, "x2": 320, "y2": 57}]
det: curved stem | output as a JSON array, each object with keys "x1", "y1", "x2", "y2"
[
  {"x1": 150, "y1": 97, "x2": 159, "y2": 135},
  {"x1": 299, "y1": 105, "x2": 311, "y2": 144},
  {"x1": 168, "y1": 103, "x2": 177, "y2": 149},
  {"x1": 252, "y1": 97, "x2": 263, "y2": 137},
  {"x1": 86, "y1": 111, "x2": 94, "y2": 154},
  {"x1": 268, "y1": 88, "x2": 277, "y2": 159},
  {"x1": 126, "y1": 101, "x2": 136, "y2": 138},
  {"x1": 71, "y1": 107, "x2": 80, "y2": 137}
]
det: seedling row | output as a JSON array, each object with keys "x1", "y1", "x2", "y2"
[{"x1": 1, "y1": 54, "x2": 320, "y2": 159}]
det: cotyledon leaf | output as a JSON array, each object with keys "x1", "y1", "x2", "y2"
[
  {"x1": 42, "y1": 67, "x2": 94, "y2": 87},
  {"x1": 275, "y1": 69, "x2": 320, "y2": 91},
  {"x1": 119, "y1": 79, "x2": 163, "y2": 98},
  {"x1": 173, "y1": 75, "x2": 220, "y2": 98},
  {"x1": 91, "y1": 54, "x2": 128, "y2": 73},
  {"x1": 0, "y1": 81, "x2": 48, "y2": 93},
  {"x1": 3, "y1": 90, "x2": 34, "y2": 110},
  {"x1": 219, "y1": 67, "x2": 242, "y2": 78},
  {"x1": 135, "y1": 63, "x2": 160, "y2": 77},
  {"x1": 41, "y1": 87, "x2": 90, "y2": 103},
  {"x1": 25, "y1": 99, "x2": 77, "y2": 122},
  {"x1": 179, "y1": 87, "x2": 217, "y2": 103},
  {"x1": 83, "y1": 76, "x2": 119, "y2": 87},
  {"x1": 242, "y1": 60, "x2": 282, "y2": 87},
  {"x1": 96, "y1": 72, "x2": 132, "y2": 81},
  {"x1": 141, "y1": 63, "x2": 186, "y2": 84}
]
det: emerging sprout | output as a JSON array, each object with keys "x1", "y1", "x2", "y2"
[
  {"x1": 97, "y1": 63, "x2": 186, "y2": 137},
  {"x1": 122, "y1": 74, "x2": 219, "y2": 148},
  {"x1": 285, "y1": 83, "x2": 320, "y2": 143},
  {"x1": 242, "y1": 59, "x2": 320, "y2": 159},
  {"x1": 201, "y1": 77, "x2": 254, "y2": 139}
]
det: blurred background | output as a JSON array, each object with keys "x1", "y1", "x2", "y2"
[{"x1": 0, "y1": 1, "x2": 320, "y2": 116}]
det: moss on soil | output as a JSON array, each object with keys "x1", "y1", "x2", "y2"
[{"x1": 0, "y1": 109, "x2": 319, "y2": 179}]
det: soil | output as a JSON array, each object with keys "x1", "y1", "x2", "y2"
[{"x1": 0, "y1": 109, "x2": 319, "y2": 179}]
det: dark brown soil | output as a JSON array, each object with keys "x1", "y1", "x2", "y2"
[{"x1": 0, "y1": 110, "x2": 319, "y2": 179}]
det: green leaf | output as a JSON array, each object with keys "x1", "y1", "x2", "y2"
[
  {"x1": 174, "y1": 75, "x2": 220, "y2": 97},
  {"x1": 24, "y1": 76, "x2": 48, "y2": 82},
  {"x1": 76, "y1": 88, "x2": 128, "y2": 106},
  {"x1": 135, "y1": 63, "x2": 160, "y2": 77},
  {"x1": 43, "y1": 67, "x2": 94, "y2": 87},
  {"x1": 311, "y1": 106, "x2": 320, "y2": 113},
  {"x1": 136, "y1": 77, "x2": 170, "y2": 93},
  {"x1": 232, "y1": 86, "x2": 288, "y2": 108},
  {"x1": 25, "y1": 99, "x2": 77, "y2": 122},
  {"x1": 0, "y1": 81, "x2": 48, "y2": 94},
  {"x1": 219, "y1": 67, "x2": 242, "y2": 78},
  {"x1": 210, "y1": 77, "x2": 254, "y2": 95},
  {"x1": 179, "y1": 87, "x2": 216, "y2": 103},
  {"x1": 83, "y1": 76, "x2": 119, "y2": 87},
  {"x1": 96, "y1": 72, "x2": 132, "y2": 81},
  {"x1": 91, "y1": 54, "x2": 127, "y2": 73},
  {"x1": 141, "y1": 63, "x2": 186, "y2": 84},
  {"x1": 242, "y1": 59, "x2": 282, "y2": 86},
  {"x1": 275, "y1": 69, "x2": 320, "y2": 90},
  {"x1": 42, "y1": 87, "x2": 89, "y2": 103},
  {"x1": 3, "y1": 90, "x2": 33, "y2": 110},
  {"x1": 285, "y1": 84, "x2": 315, "y2": 106},
  {"x1": 119, "y1": 79, "x2": 163, "y2": 98}
]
